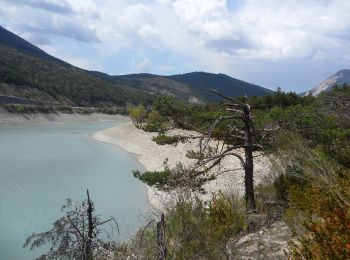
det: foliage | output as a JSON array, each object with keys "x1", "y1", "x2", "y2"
[
  {"x1": 127, "y1": 104, "x2": 146, "y2": 127},
  {"x1": 287, "y1": 172, "x2": 350, "y2": 260},
  {"x1": 254, "y1": 87, "x2": 350, "y2": 167},
  {"x1": 133, "y1": 168, "x2": 171, "y2": 190},
  {"x1": 133, "y1": 162, "x2": 215, "y2": 192},
  {"x1": 271, "y1": 132, "x2": 350, "y2": 259},
  {"x1": 123, "y1": 193, "x2": 247, "y2": 259},
  {"x1": 165, "y1": 194, "x2": 247, "y2": 259},
  {"x1": 152, "y1": 134, "x2": 184, "y2": 145},
  {"x1": 150, "y1": 88, "x2": 349, "y2": 161},
  {"x1": 153, "y1": 96, "x2": 225, "y2": 130},
  {"x1": 249, "y1": 87, "x2": 315, "y2": 110},
  {"x1": 142, "y1": 109, "x2": 169, "y2": 132}
]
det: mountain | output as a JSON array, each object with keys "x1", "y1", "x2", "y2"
[
  {"x1": 0, "y1": 26, "x2": 67, "y2": 65},
  {"x1": 305, "y1": 69, "x2": 350, "y2": 96},
  {"x1": 167, "y1": 72, "x2": 273, "y2": 101},
  {"x1": 112, "y1": 72, "x2": 273, "y2": 103},
  {"x1": 0, "y1": 27, "x2": 153, "y2": 107},
  {"x1": 0, "y1": 26, "x2": 272, "y2": 107}
]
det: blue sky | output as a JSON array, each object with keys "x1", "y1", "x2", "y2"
[{"x1": 1, "y1": 0, "x2": 350, "y2": 92}]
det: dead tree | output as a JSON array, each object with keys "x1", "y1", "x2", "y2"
[
  {"x1": 157, "y1": 213, "x2": 167, "y2": 260},
  {"x1": 189, "y1": 90, "x2": 258, "y2": 212},
  {"x1": 134, "y1": 90, "x2": 273, "y2": 212},
  {"x1": 172, "y1": 90, "x2": 260, "y2": 211},
  {"x1": 24, "y1": 190, "x2": 119, "y2": 260},
  {"x1": 86, "y1": 190, "x2": 94, "y2": 260}
]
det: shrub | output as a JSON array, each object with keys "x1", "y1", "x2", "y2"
[
  {"x1": 165, "y1": 193, "x2": 247, "y2": 259},
  {"x1": 127, "y1": 104, "x2": 146, "y2": 127},
  {"x1": 152, "y1": 134, "x2": 184, "y2": 145},
  {"x1": 287, "y1": 170, "x2": 350, "y2": 259},
  {"x1": 142, "y1": 122, "x2": 163, "y2": 133},
  {"x1": 119, "y1": 193, "x2": 247, "y2": 259},
  {"x1": 271, "y1": 132, "x2": 350, "y2": 259}
]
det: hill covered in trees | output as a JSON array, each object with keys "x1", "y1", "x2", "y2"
[
  {"x1": 112, "y1": 72, "x2": 274, "y2": 103},
  {"x1": 0, "y1": 45, "x2": 154, "y2": 107},
  {"x1": 0, "y1": 26, "x2": 273, "y2": 108}
]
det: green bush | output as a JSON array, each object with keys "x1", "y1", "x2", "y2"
[
  {"x1": 152, "y1": 134, "x2": 184, "y2": 145},
  {"x1": 142, "y1": 122, "x2": 163, "y2": 132},
  {"x1": 125, "y1": 193, "x2": 247, "y2": 259},
  {"x1": 167, "y1": 194, "x2": 247, "y2": 259}
]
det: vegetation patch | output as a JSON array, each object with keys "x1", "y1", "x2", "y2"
[{"x1": 152, "y1": 134, "x2": 184, "y2": 145}]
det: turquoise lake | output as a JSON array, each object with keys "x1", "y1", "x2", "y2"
[{"x1": 0, "y1": 120, "x2": 149, "y2": 260}]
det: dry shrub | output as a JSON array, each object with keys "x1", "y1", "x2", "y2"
[
  {"x1": 287, "y1": 173, "x2": 350, "y2": 259},
  {"x1": 272, "y1": 132, "x2": 350, "y2": 259}
]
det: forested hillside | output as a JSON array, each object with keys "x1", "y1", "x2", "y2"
[
  {"x1": 0, "y1": 46, "x2": 154, "y2": 107},
  {"x1": 0, "y1": 26, "x2": 274, "y2": 108},
  {"x1": 114, "y1": 72, "x2": 274, "y2": 103}
]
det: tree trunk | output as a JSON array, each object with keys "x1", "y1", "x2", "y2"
[
  {"x1": 86, "y1": 190, "x2": 93, "y2": 260},
  {"x1": 243, "y1": 105, "x2": 256, "y2": 212},
  {"x1": 157, "y1": 213, "x2": 167, "y2": 260}
]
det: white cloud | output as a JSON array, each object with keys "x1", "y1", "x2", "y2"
[
  {"x1": 1, "y1": 0, "x2": 350, "y2": 91},
  {"x1": 138, "y1": 24, "x2": 157, "y2": 39}
]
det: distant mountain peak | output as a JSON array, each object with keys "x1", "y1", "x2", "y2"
[{"x1": 305, "y1": 69, "x2": 350, "y2": 96}]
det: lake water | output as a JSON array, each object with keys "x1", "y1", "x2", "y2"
[{"x1": 0, "y1": 120, "x2": 149, "y2": 260}]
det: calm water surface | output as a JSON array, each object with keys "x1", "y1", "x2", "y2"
[{"x1": 0, "y1": 120, "x2": 149, "y2": 260}]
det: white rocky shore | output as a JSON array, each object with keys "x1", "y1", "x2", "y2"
[{"x1": 93, "y1": 120, "x2": 272, "y2": 212}]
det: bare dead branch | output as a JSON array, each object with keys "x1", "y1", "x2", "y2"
[{"x1": 139, "y1": 219, "x2": 155, "y2": 250}]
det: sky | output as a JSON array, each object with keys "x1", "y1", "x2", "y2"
[{"x1": 1, "y1": 0, "x2": 350, "y2": 93}]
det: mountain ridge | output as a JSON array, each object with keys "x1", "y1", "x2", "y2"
[
  {"x1": 0, "y1": 26, "x2": 273, "y2": 106},
  {"x1": 111, "y1": 72, "x2": 273, "y2": 103},
  {"x1": 305, "y1": 69, "x2": 350, "y2": 96},
  {"x1": 0, "y1": 26, "x2": 69, "y2": 66}
]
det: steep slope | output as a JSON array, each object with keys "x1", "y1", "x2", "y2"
[
  {"x1": 0, "y1": 46, "x2": 153, "y2": 106},
  {"x1": 305, "y1": 69, "x2": 350, "y2": 96},
  {"x1": 0, "y1": 26, "x2": 68, "y2": 65}
]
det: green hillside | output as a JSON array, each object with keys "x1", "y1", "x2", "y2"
[
  {"x1": 0, "y1": 26, "x2": 273, "y2": 107},
  {"x1": 115, "y1": 72, "x2": 273, "y2": 103},
  {"x1": 0, "y1": 45, "x2": 153, "y2": 106},
  {"x1": 168, "y1": 72, "x2": 274, "y2": 101}
]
